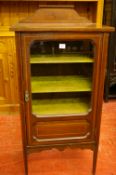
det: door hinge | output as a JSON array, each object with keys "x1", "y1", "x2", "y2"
[{"x1": 25, "y1": 90, "x2": 29, "y2": 102}]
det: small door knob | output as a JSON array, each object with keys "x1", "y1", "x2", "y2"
[{"x1": 25, "y1": 90, "x2": 29, "y2": 102}]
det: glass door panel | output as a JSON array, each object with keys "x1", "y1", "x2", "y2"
[{"x1": 30, "y1": 40, "x2": 94, "y2": 117}]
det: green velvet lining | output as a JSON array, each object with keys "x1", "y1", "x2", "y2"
[
  {"x1": 31, "y1": 75, "x2": 92, "y2": 93},
  {"x1": 32, "y1": 98, "x2": 90, "y2": 116},
  {"x1": 30, "y1": 54, "x2": 93, "y2": 64}
]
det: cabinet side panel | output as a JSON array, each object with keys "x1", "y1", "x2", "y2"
[
  {"x1": 95, "y1": 33, "x2": 109, "y2": 142},
  {"x1": 15, "y1": 33, "x2": 28, "y2": 174}
]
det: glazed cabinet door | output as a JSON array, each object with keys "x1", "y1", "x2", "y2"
[{"x1": 20, "y1": 32, "x2": 103, "y2": 146}]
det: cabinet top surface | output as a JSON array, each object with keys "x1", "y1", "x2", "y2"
[{"x1": 11, "y1": 7, "x2": 114, "y2": 32}]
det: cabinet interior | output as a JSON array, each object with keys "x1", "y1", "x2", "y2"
[{"x1": 30, "y1": 39, "x2": 94, "y2": 117}]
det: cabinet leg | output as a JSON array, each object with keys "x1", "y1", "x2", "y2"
[
  {"x1": 92, "y1": 145, "x2": 98, "y2": 175},
  {"x1": 23, "y1": 149, "x2": 28, "y2": 175}
]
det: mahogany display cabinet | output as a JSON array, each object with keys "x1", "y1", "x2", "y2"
[{"x1": 12, "y1": 6, "x2": 114, "y2": 175}]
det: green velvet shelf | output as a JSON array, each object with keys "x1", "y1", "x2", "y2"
[
  {"x1": 30, "y1": 54, "x2": 93, "y2": 64},
  {"x1": 31, "y1": 75, "x2": 92, "y2": 93},
  {"x1": 32, "y1": 98, "x2": 90, "y2": 117}
]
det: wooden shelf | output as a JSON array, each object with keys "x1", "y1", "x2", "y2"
[
  {"x1": 31, "y1": 75, "x2": 92, "y2": 93},
  {"x1": 32, "y1": 97, "x2": 90, "y2": 117},
  {"x1": 30, "y1": 54, "x2": 93, "y2": 64}
]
